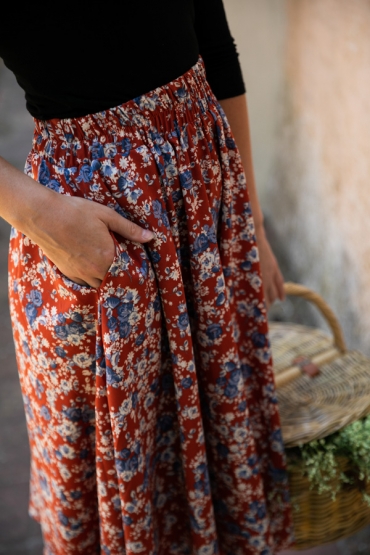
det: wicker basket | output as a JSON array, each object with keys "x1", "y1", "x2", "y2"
[{"x1": 269, "y1": 282, "x2": 370, "y2": 549}]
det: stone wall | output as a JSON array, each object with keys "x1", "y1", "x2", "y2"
[{"x1": 224, "y1": 0, "x2": 370, "y2": 354}]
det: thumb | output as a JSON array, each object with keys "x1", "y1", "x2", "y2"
[{"x1": 106, "y1": 209, "x2": 155, "y2": 243}]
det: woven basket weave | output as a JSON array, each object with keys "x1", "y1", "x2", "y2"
[{"x1": 269, "y1": 282, "x2": 370, "y2": 549}]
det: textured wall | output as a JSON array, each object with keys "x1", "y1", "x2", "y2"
[{"x1": 224, "y1": 0, "x2": 370, "y2": 354}]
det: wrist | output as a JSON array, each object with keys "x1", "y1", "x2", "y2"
[
  {"x1": 13, "y1": 182, "x2": 57, "y2": 238},
  {"x1": 0, "y1": 157, "x2": 56, "y2": 235}
]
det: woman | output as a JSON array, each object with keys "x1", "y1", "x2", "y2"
[{"x1": 0, "y1": 1, "x2": 294, "y2": 554}]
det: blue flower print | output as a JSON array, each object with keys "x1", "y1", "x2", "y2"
[
  {"x1": 91, "y1": 159, "x2": 101, "y2": 172},
  {"x1": 63, "y1": 407, "x2": 82, "y2": 422},
  {"x1": 226, "y1": 137, "x2": 236, "y2": 149},
  {"x1": 251, "y1": 331, "x2": 267, "y2": 349},
  {"x1": 90, "y1": 141, "x2": 105, "y2": 159},
  {"x1": 121, "y1": 137, "x2": 132, "y2": 157},
  {"x1": 139, "y1": 259, "x2": 148, "y2": 279},
  {"x1": 40, "y1": 405, "x2": 51, "y2": 421},
  {"x1": 152, "y1": 199, "x2": 163, "y2": 219},
  {"x1": 224, "y1": 361, "x2": 236, "y2": 372},
  {"x1": 204, "y1": 224, "x2": 217, "y2": 244},
  {"x1": 125, "y1": 188, "x2": 143, "y2": 203},
  {"x1": 224, "y1": 382, "x2": 238, "y2": 399},
  {"x1": 131, "y1": 392, "x2": 138, "y2": 409},
  {"x1": 46, "y1": 179, "x2": 61, "y2": 192},
  {"x1": 229, "y1": 368, "x2": 242, "y2": 385},
  {"x1": 206, "y1": 323, "x2": 222, "y2": 341},
  {"x1": 117, "y1": 302, "x2": 134, "y2": 321},
  {"x1": 27, "y1": 289, "x2": 43, "y2": 307},
  {"x1": 119, "y1": 321, "x2": 131, "y2": 339},
  {"x1": 55, "y1": 325, "x2": 68, "y2": 340},
  {"x1": 152, "y1": 199, "x2": 170, "y2": 228},
  {"x1": 172, "y1": 189, "x2": 182, "y2": 202},
  {"x1": 25, "y1": 302, "x2": 38, "y2": 326},
  {"x1": 105, "y1": 296, "x2": 121, "y2": 309},
  {"x1": 151, "y1": 251, "x2": 161, "y2": 263},
  {"x1": 216, "y1": 292, "x2": 225, "y2": 306},
  {"x1": 22, "y1": 341, "x2": 31, "y2": 357},
  {"x1": 102, "y1": 162, "x2": 115, "y2": 178},
  {"x1": 104, "y1": 143, "x2": 117, "y2": 159},
  {"x1": 181, "y1": 377, "x2": 193, "y2": 389},
  {"x1": 118, "y1": 172, "x2": 135, "y2": 192},
  {"x1": 66, "y1": 322, "x2": 85, "y2": 336},
  {"x1": 241, "y1": 364, "x2": 253, "y2": 380},
  {"x1": 38, "y1": 159, "x2": 50, "y2": 185},
  {"x1": 241, "y1": 260, "x2": 252, "y2": 271},
  {"x1": 135, "y1": 333, "x2": 145, "y2": 346},
  {"x1": 70, "y1": 312, "x2": 83, "y2": 322},
  {"x1": 78, "y1": 164, "x2": 93, "y2": 183},
  {"x1": 193, "y1": 233, "x2": 209, "y2": 255},
  {"x1": 177, "y1": 313, "x2": 189, "y2": 331},
  {"x1": 63, "y1": 167, "x2": 77, "y2": 185},
  {"x1": 175, "y1": 87, "x2": 187, "y2": 101},
  {"x1": 179, "y1": 170, "x2": 193, "y2": 190},
  {"x1": 270, "y1": 429, "x2": 283, "y2": 444},
  {"x1": 58, "y1": 512, "x2": 69, "y2": 526},
  {"x1": 106, "y1": 366, "x2": 122, "y2": 386},
  {"x1": 249, "y1": 501, "x2": 267, "y2": 520},
  {"x1": 107, "y1": 317, "x2": 118, "y2": 330},
  {"x1": 216, "y1": 376, "x2": 227, "y2": 387},
  {"x1": 238, "y1": 400, "x2": 247, "y2": 412}
]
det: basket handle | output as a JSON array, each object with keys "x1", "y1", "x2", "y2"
[{"x1": 283, "y1": 282, "x2": 347, "y2": 353}]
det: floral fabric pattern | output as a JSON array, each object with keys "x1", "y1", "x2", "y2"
[{"x1": 8, "y1": 57, "x2": 293, "y2": 555}]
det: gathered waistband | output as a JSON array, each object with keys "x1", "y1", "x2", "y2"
[{"x1": 32, "y1": 56, "x2": 218, "y2": 163}]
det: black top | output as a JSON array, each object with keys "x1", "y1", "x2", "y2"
[{"x1": 0, "y1": 1, "x2": 245, "y2": 120}]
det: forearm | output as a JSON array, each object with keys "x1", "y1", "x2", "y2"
[
  {"x1": 219, "y1": 94, "x2": 265, "y2": 235},
  {"x1": 0, "y1": 156, "x2": 55, "y2": 235}
]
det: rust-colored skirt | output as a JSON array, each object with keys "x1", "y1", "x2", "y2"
[{"x1": 8, "y1": 57, "x2": 293, "y2": 555}]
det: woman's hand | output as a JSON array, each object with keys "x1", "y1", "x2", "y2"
[
  {"x1": 0, "y1": 157, "x2": 154, "y2": 288},
  {"x1": 0, "y1": 157, "x2": 153, "y2": 289},
  {"x1": 29, "y1": 193, "x2": 154, "y2": 288},
  {"x1": 255, "y1": 225, "x2": 285, "y2": 310}
]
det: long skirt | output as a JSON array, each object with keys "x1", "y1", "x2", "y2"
[{"x1": 8, "y1": 57, "x2": 294, "y2": 555}]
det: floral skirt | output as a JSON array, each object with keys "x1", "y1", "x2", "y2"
[{"x1": 8, "y1": 57, "x2": 293, "y2": 555}]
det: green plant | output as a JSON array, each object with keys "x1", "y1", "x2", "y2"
[{"x1": 287, "y1": 414, "x2": 370, "y2": 504}]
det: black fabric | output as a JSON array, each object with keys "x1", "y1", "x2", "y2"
[{"x1": 0, "y1": 1, "x2": 245, "y2": 120}]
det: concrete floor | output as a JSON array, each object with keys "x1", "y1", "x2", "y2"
[{"x1": 0, "y1": 61, "x2": 369, "y2": 555}]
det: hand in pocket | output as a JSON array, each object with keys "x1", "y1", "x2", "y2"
[{"x1": 29, "y1": 194, "x2": 154, "y2": 289}]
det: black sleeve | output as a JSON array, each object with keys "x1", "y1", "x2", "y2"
[{"x1": 194, "y1": 0, "x2": 246, "y2": 100}]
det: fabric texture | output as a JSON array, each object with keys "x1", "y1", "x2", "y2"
[
  {"x1": 0, "y1": 0, "x2": 245, "y2": 119},
  {"x1": 8, "y1": 57, "x2": 293, "y2": 555}
]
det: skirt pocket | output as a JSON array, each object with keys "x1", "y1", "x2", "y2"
[{"x1": 47, "y1": 232, "x2": 123, "y2": 294}]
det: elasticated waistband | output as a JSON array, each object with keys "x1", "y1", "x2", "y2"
[{"x1": 32, "y1": 56, "x2": 215, "y2": 155}]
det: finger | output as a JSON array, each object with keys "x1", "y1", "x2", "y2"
[
  {"x1": 275, "y1": 269, "x2": 286, "y2": 302},
  {"x1": 267, "y1": 283, "x2": 279, "y2": 308},
  {"x1": 107, "y1": 209, "x2": 154, "y2": 243}
]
